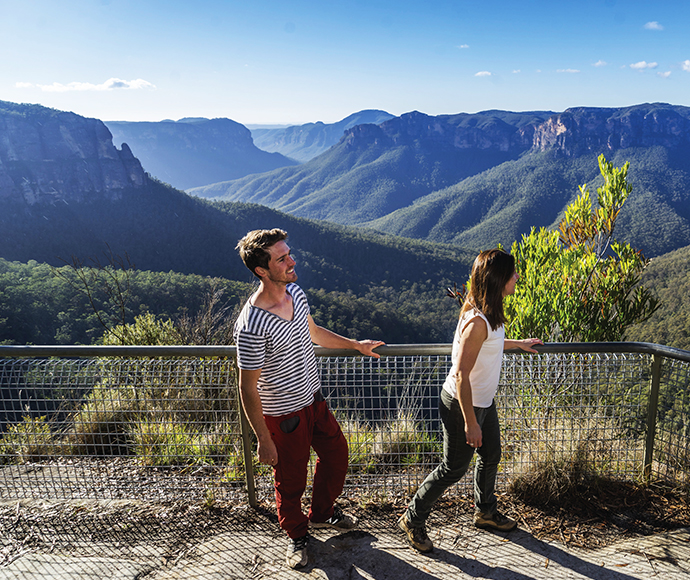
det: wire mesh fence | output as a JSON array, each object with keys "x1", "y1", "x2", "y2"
[
  {"x1": 0, "y1": 353, "x2": 242, "y2": 502},
  {"x1": 0, "y1": 343, "x2": 688, "y2": 505},
  {"x1": 654, "y1": 355, "x2": 690, "y2": 483}
]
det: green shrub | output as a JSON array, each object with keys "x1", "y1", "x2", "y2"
[{"x1": 0, "y1": 416, "x2": 56, "y2": 463}]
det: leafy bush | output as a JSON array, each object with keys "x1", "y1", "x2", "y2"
[{"x1": 506, "y1": 155, "x2": 659, "y2": 342}]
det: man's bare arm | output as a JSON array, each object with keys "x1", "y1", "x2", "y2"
[
  {"x1": 238, "y1": 368, "x2": 278, "y2": 466},
  {"x1": 307, "y1": 315, "x2": 385, "y2": 358}
]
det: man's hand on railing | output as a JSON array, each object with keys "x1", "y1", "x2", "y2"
[{"x1": 354, "y1": 339, "x2": 386, "y2": 359}]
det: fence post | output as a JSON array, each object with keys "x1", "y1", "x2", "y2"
[
  {"x1": 643, "y1": 354, "x2": 662, "y2": 482},
  {"x1": 234, "y1": 360, "x2": 257, "y2": 507}
]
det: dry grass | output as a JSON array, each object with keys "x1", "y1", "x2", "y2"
[{"x1": 506, "y1": 474, "x2": 690, "y2": 548}]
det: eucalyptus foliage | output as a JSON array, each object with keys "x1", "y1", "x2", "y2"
[{"x1": 505, "y1": 154, "x2": 659, "y2": 342}]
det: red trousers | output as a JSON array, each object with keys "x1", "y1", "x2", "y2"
[{"x1": 264, "y1": 398, "x2": 348, "y2": 539}]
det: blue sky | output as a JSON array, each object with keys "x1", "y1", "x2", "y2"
[{"x1": 1, "y1": 0, "x2": 689, "y2": 125}]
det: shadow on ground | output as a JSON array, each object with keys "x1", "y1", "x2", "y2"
[{"x1": 1, "y1": 499, "x2": 689, "y2": 579}]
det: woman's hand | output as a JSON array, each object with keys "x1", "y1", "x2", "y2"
[
  {"x1": 506, "y1": 338, "x2": 543, "y2": 354},
  {"x1": 465, "y1": 421, "x2": 483, "y2": 449}
]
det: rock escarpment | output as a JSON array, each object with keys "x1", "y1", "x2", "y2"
[
  {"x1": 343, "y1": 109, "x2": 548, "y2": 156},
  {"x1": 340, "y1": 104, "x2": 690, "y2": 160},
  {"x1": 106, "y1": 117, "x2": 297, "y2": 190},
  {"x1": 0, "y1": 101, "x2": 146, "y2": 205},
  {"x1": 532, "y1": 103, "x2": 690, "y2": 156}
]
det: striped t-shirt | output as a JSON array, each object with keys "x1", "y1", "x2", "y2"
[{"x1": 234, "y1": 283, "x2": 321, "y2": 416}]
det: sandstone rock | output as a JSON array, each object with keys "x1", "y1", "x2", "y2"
[{"x1": 0, "y1": 101, "x2": 146, "y2": 205}]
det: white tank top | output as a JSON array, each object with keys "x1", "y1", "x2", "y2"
[{"x1": 442, "y1": 308, "x2": 505, "y2": 408}]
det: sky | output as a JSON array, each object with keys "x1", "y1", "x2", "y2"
[{"x1": 1, "y1": 0, "x2": 690, "y2": 126}]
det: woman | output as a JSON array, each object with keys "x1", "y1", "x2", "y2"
[{"x1": 398, "y1": 249, "x2": 542, "y2": 553}]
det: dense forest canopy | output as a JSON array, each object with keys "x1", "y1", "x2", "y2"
[{"x1": 0, "y1": 258, "x2": 463, "y2": 346}]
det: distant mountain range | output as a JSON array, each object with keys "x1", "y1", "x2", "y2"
[
  {"x1": 106, "y1": 117, "x2": 298, "y2": 190},
  {"x1": 250, "y1": 109, "x2": 394, "y2": 162},
  {"x1": 104, "y1": 110, "x2": 394, "y2": 191},
  {"x1": 0, "y1": 100, "x2": 472, "y2": 296},
  {"x1": 191, "y1": 103, "x2": 690, "y2": 258}
]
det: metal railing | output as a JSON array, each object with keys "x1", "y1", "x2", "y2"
[{"x1": 0, "y1": 343, "x2": 689, "y2": 506}]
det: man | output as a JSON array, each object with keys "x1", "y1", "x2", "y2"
[{"x1": 234, "y1": 228, "x2": 384, "y2": 569}]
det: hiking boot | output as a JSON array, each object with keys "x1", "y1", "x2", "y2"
[
  {"x1": 286, "y1": 533, "x2": 310, "y2": 569},
  {"x1": 473, "y1": 510, "x2": 517, "y2": 532},
  {"x1": 310, "y1": 505, "x2": 358, "y2": 530},
  {"x1": 397, "y1": 513, "x2": 433, "y2": 553}
]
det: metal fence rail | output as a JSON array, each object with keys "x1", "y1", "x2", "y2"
[{"x1": 0, "y1": 343, "x2": 689, "y2": 505}]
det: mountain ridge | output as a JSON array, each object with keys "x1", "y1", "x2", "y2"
[
  {"x1": 106, "y1": 117, "x2": 297, "y2": 190},
  {"x1": 0, "y1": 100, "x2": 146, "y2": 205},
  {"x1": 1, "y1": 99, "x2": 689, "y2": 348},
  {"x1": 0, "y1": 100, "x2": 473, "y2": 298},
  {"x1": 250, "y1": 109, "x2": 395, "y2": 162},
  {"x1": 190, "y1": 103, "x2": 690, "y2": 257},
  {"x1": 190, "y1": 109, "x2": 554, "y2": 224}
]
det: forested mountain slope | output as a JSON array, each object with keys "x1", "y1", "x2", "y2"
[
  {"x1": 0, "y1": 253, "x2": 466, "y2": 346},
  {"x1": 0, "y1": 100, "x2": 472, "y2": 295},
  {"x1": 367, "y1": 146, "x2": 690, "y2": 257},
  {"x1": 0, "y1": 179, "x2": 474, "y2": 298},
  {"x1": 625, "y1": 244, "x2": 690, "y2": 351},
  {"x1": 191, "y1": 104, "x2": 690, "y2": 258},
  {"x1": 190, "y1": 110, "x2": 553, "y2": 224}
]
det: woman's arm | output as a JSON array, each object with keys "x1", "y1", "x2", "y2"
[
  {"x1": 454, "y1": 317, "x2": 488, "y2": 448},
  {"x1": 504, "y1": 338, "x2": 543, "y2": 353}
]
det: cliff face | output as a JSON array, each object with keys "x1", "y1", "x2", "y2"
[
  {"x1": 105, "y1": 117, "x2": 297, "y2": 190},
  {"x1": 346, "y1": 110, "x2": 545, "y2": 155},
  {"x1": 0, "y1": 102, "x2": 146, "y2": 205},
  {"x1": 532, "y1": 104, "x2": 690, "y2": 156},
  {"x1": 341, "y1": 104, "x2": 690, "y2": 160}
]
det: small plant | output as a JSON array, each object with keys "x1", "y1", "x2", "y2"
[
  {"x1": 340, "y1": 419, "x2": 377, "y2": 473},
  {"x1": 67, "y1": 382, "x2": 136, "y2": 456},
  {"x1": 128, "y1": 417, "x2": 200, "y2": 466},
  {"x1": 371, "y1": 413, "x2": 439, "y2": 469},
  {"x1": 203, "y1": 487, "x2": 216, "y2": 509},
  {"x1": 357, "y1": 488, "x2": 395, "y2": 510},
  {"x1": 0, "y1": 416, "x2": 55, "y2": 463},
  {"x1": 509, "y1": 418, "x2": 642, "y2": 508}
]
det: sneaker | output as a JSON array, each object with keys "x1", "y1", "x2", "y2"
[
  {"x1": 473, "y1": 511, "x2": 517, "y2": 532},
  {"x1": 310, "y1": 505, "x2": 358, "y2": 530},
  {"x1": 397, "y1": 513, "x2": 433, "y2": 553},
  {"x1": 286, "y1": 534, "x2": 310, "y2": 569}
]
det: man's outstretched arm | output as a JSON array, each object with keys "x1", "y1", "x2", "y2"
[{"x1": 307, "y1": 315, "x2": 385, "y2": 358}]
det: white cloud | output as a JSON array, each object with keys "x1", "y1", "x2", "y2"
[
  {"x1": 630, "y1": 61, "x2": 658, "y2": 70},
  {"x1": 682, "y1": 60, "x2": 690, "y2": 72},
  {"x1": 474, "y1": 71, "x2": 492, "y2": 77},
  {"x1": 658, "y1": 71, "x2": 671, "y2": 78},
  {"x1": 593, "y1": 60, "x2": 607, "y2": 67},
  {"x1": 457, "y1": 44, "x2": 469, "y2": 49},
  {"x1": 512, "y1": 69, "x2": 521, "y2": 74},
  {"x1": 557, "y1": 69, "x2": 580, "y2": 73},
  {"x1": 16, "y1": 78, "x2": 156, "y2": 92},
  {"x1": 644, "y1": 21, "x2": 664, "y2": 30}
]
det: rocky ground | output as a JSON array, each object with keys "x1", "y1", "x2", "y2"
[{"x1": 1, "y1": 466, "x2": 688, "y2": 578}]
